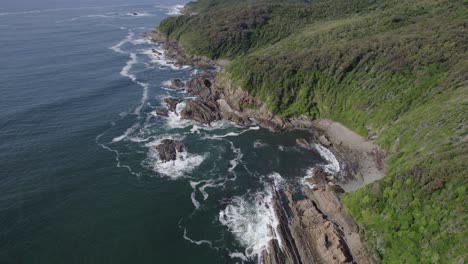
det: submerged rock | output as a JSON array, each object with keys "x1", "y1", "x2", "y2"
[
  {"x1": 155, "y1": 139, "x2": 185, "y2": 162},
  {"x1": 155, "y1": 108, "x2": 169, "y2": 117},
  {"x1": 128, "y1": 12, "x2": 139, "y2": 16},
  {"x1": 170, "y1": 78, "x2": 185, "y2": 89},
  {"x1": 152, "y1": 48, "x2": 162, "y2": 56},
  {"x1": 163, "y1": 97, "x2": 182, "y2": 112}
]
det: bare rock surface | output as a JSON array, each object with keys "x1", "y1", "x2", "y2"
[
  {"x1": 163, "y1": 97, "x2": 182, "y2": 112},
  {"x1": 155, "y1": 139, "x2": 184, "y2": 162},
  {"x1": 180, "y1": 99, "x2": 222, "y2": 125}
]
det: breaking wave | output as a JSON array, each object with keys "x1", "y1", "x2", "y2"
[
  {"x1": 313, "y1": 143, "x2": 341, "y2": 175},
  {"x1": 144, "y1": 139, "x2": 205, "y2": 179},
  {"x1": 219, "y1": 174, "x2": 284, "y2": 261}
]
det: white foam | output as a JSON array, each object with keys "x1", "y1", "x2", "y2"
[
  {"x1": 120, "y1": 53, "x2": 137, "y2": 80},
  {"x1": 166, "y1": 101, "x2": 197, "y2": 129},
  {"x1": 229, "y1": 252, "x2": 248, "y2": 261},
  {"x1": 130, "y1": 37, "x2": 152, "y2": 45},
  {"x1": 313, "y1": 144, "x2": 341, "y2": 175},
  {"x1": 162, "y1": 80, "x2": 173, "y2": 87},
  {"x1": 112, "y1": 124, "x2": 138, "y2": 142},
  {"x1": 190, "y1": 181, "x2": 201, "y2": 209},
  {"x1": 110, "y1": 31, "x2": 134, "y2": 54},
  {"x1": 199, "y1": 180, "x2": 222, "y2": 200},
  {"x1": 142, "y1": 48, "x2": 190, "y2": 70},
  {"x1": 278, "y1": 145, "x2": 285, "y2": 151},
  {"x1": 183, "y1": 228, "x2": 213, "y2": 247},
  {"x1": 145, "y1": 139, "x2": 205, "y2": 179},
  {"x1": 166, "y1": 4, "x2": 185, "y2": 15},
  {"x1": 219, "y1": 183, "x2": 282, "y2": 261},
  {"x1": 211, "y1": 126, "x2": 260, "y2": 138},
  {"x1": 127, "y1": 12, "x2": 152, "y2": 17},
  {"x1": 301, "y1": 168, "x2": 318, "y2": 190}
]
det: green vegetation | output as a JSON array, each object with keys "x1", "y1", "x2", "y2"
[{"x1": 159, "y1": 0, "x2": 468, "y2": 262}]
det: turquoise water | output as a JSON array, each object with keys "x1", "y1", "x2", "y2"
[{"x1": 0, "y1": 3, "x2": 328, "y2": 263}]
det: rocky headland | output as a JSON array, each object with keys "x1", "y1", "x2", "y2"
[{"x1": 146, "y1": 30, "x2": 386, "y2": 263}]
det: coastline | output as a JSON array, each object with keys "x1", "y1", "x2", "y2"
[{"x1": 146, "y1": 28, "x2": 384, "y2": 263}]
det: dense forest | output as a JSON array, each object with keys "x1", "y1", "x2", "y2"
[{"x1": 158, "y1": 0, "x2": 467, "y2": 262}]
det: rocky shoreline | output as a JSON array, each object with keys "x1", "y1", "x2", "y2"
[{"x1": 147, "y1": 30, "x2": 385, "y2": 264}]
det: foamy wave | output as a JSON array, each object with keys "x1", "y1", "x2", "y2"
[
  {"x1": 313, "y1": 144, "x2": 340, "y2": 175},
  {"x1": 227, "y1": 141, "x2": 243, "y2": 174},
  {"x1": 118, "y1": 53, "x2": 150, "y2": 115},
  {"x1": 120, "y1": 53, "x2": 137, "y2": 80},
  {"x1": 127, "y1": 12, "x2": 152, "y2": 17},
  {"x1": 219, "y1": 177, "x2": 283, "y2": 261},
  {"x1": 301, "y1": 168, "x2": 318, "y2": 190},
  {"x1": 112, "y1": 124, "x2": 139, "y2": 142},
  {"x1": 110, "y1": 31, "x2": 134, "y2": 53},
  {"x1": 253, "y1": 140, "x2": 268, "y2": 149},
  {"x1": 142, "y1": 48, "x2": 190, "y2": 70},
  {"x1": 145, "y1": 139, "x2": 205, "y2": 179},
  {"x1": 210, "y1": 126, "x2": 260, "y2": 138},
  {"x1": 166, "y1": 101, "x2": 197, "y2": 129},
  {"x1": 166, "y1": 4, "x2": 185, "y2": 15}
]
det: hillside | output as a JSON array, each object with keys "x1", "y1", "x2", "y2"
[{"x1": 158, "y1": 0, "x2": 468, "y2": 262}]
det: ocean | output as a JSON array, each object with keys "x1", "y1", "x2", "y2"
[{"x1": 0, "y1": 2, "x2": 330, "y2": 263}]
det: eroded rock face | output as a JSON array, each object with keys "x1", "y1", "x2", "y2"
[
  {"x1": 186, "y1": 73, "x2": 215, "y2": 99},
  {"x1": 180, "y1": 99, "x2": 222, "y2": 124},
  {"x1": 163, "y1": 97, "x2": 182, "y2": 112},
  {"x1": 155, "y1": 139, "x2": 184, "y2": 162},
  {"x1": 262, "y1": 174, "x2": 373, "y2": 264}
]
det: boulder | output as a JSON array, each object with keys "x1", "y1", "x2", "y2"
[
  {"x1": 163, "y1": 97, "x2": 182, "y2": 112},
  {"x1": 155, "y1": 108, "x2": 169, "y2": 117},
  {"x1": 170, "y1": 78, "x2": 185, "y2": 89},
  {"x1": 186, "y1": 73, "x2": 215, "y2": 99},
  {"x1": 155, "y1": 139, "x2": 185, "y2": 162}
]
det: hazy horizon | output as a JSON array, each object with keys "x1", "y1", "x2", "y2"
[{"x1": 1, "y1": 0, "x2": 186, "y2": 12}]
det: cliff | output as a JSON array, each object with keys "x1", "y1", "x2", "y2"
[{"x1": 157, "y1": 0, "x2": 467, "y2": 262}]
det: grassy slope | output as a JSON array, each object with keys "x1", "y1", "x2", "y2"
[{"x1": 159, "y1": 0, "x2": 468, "y2": 262}]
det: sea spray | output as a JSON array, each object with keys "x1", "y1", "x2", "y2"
[{"x1": 219, "y1": 173, "x2": 284, "y2": 261}]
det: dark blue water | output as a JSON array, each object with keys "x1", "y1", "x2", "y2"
[{"x1": 0, "y1": 3, "x2": 328, "y2": 263}]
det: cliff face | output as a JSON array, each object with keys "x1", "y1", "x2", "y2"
[{"x1": 156, "y1": 0, "x2": 468, "y2": 262}]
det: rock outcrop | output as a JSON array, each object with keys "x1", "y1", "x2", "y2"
[
  {"x1": 155, "y1": 107, "x2": 169, "y2": 117},
  {"x1": 263, "y1": 171, "x2": 373, "y2": 264},
  {"x1": 170, "y1": 78, "x2": 185, "y2": 89},
  {"x1": 163, "y1": 97, "x2": 182, "y2": 112},
  {"x1": 155, "y1": 139, "x2": 184, "y2": 162},
  {"x1": 180, "y1": 99, "x2": 222, "y2": 125}
]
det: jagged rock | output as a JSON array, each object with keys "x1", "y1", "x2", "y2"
[
  {"x1": 296, "y1": 138, "x2": 311, "y2": 149},
  {"x1": 170, "y1": 78, "x2": 185, "y2": 89},
  {"x1": 186, "y1": 73, "x2": 215, "y2": 99},
  {"x1": 221, "y1": 111, "x2": 252, "y2": 126},
  {"x1": 180, "y1": 99, "x2": 222, "y2": 124},
  {"x1": 163, "y1": 97, "x2": 182, "y2": 112},
  {"x1": 152, "y1": 48, "x2": 162, "y2": 55},
  {"x1": 155, "y1": 139, "x2": 184, "y2": 162},
  {"x1": 155, "y1": 108, "x2": 169, "y2": 117}
]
